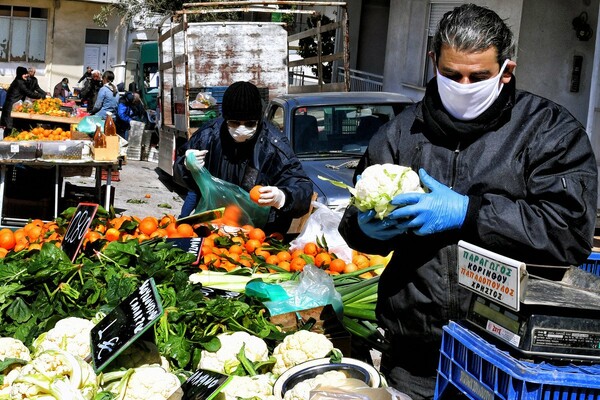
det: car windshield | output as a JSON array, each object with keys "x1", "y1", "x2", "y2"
[{"x1": 291, "y1": 104, "x2": 397, "y2": 156}]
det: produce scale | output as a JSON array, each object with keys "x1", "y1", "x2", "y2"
[{"x1": 457, "y1": 240, "x2": 600, "y2": 363}]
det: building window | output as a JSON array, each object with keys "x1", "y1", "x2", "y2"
[
  {"x1": 85, "y1": 29, "x2": 109, "y2": 45},
  {"x1": 422, "y1": 2, "x2": 462, "y2": 86},
  {"x1": 0, "y1": 5, "x2": 48, "y2": 62}
]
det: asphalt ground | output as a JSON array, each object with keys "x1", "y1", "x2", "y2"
[{"x1": 64, "y1": 159, "x2": 188, "y2": 219}]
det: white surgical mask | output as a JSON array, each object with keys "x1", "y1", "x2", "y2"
[
  {"x1": 436, "y1": 59, "x2": 510, "y2": 121},
  {"x1": 228, "y1": 125, "x2": 257, "y2": 142}
]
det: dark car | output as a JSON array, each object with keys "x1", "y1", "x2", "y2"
[{"x1": 264, "y1": 91, "x2": 413, "y2": 209}]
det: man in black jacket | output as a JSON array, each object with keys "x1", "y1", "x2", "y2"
[
  {"x1": 80, "y1": 69, "x2": 102, "y2": 111},
  {"x1": 26, "y1": 67, "x2": 48, "y2": 98},
  {"x1": 0, "y1": 66, "x2": 44, "y2": 131},
  {"x1": 338, "y1": 4, "x2": 598, "y2": 399},
  {"x1": 173, "y1": 81, "x2": 313, "y2": 235}
]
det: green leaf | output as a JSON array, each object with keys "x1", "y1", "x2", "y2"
[
  {"x1": 7, "y1": 297, "x2": 32, "y2": 323},
  {"x1": 163, "y1": 334, "x2": 192, "y2": 369}
]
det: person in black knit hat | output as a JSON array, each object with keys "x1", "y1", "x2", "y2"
[
  {"x1": 0, "y1": 66, "x2": 44, "y2": 132},
  {"x1": 173, "y1": 81, "x2": 313, "y2": 235}
]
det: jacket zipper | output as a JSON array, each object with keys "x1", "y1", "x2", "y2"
[
  {"x1": 449, "y1": 141, "x2": 461, "y2": 318},
  {"x1": 450, "y1": 141, "x2": 461, "y2": 189}
]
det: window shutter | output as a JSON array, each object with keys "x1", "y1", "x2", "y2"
[{"x1": 428, "y1": 3, "x2": 463, "y2": 36}]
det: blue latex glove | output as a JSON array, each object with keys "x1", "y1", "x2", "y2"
[
  {"x1": 358, "y1": 209, "x2": 408, "y2": 240},
  {"x1": 389, "y1": 168, "x2": 469, "y2": 236}
]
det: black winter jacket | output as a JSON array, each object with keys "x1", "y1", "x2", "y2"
[
  {"x1": 338, "y1": 77, "x2": 598, "y2": 375},
  {"x1": 173, "y1": 118, "x2": 313, "y2": 234},
  {"x1": 0, "y1": 76, "x2": 43, "y2": 129}
]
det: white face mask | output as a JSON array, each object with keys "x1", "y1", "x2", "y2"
[
  {"x1": 228, "y1": 125, "x2": 257, "y2": 142},
  {"x1": 436, "y1": 59, "x2": 510, "y2": 121}
]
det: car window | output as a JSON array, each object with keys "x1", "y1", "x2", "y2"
[
  {"x1": 292, "y1": 104, "x2": 400, "y2": 155},
  {"x1": 267, "y1": 105, "x2": 285, "y2": 132}
]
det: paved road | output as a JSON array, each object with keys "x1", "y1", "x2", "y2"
[{"x1": 65, "y1": 159, "x2": 187, "y2": 219}]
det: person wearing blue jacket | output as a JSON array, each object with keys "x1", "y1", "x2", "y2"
[
  {"x1": 90, "y1": 70, "x2": 119, "y2": 119},
  {"x1": 116, "y1": 92, "x2": 146, "y2": 140},
  {"x1": 338, "y1": 4, "x2": 598, "y2": 399},
  {"x1": 173, "y1": 81, "x2": 313, "y2": 235}
]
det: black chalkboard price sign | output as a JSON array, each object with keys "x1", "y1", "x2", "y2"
[
  {"x1": 90, "y1": 278, "x2": 164, "y2": 373},
  {"x1": 61, "y1": 202, "x2": 98, "y2": 262},
  {"x1": 165, "y1": 237, "x2": 203, "y2": 265},
  {"x1": 179, "y1": 369, "x2": 232, "y2": 400}
]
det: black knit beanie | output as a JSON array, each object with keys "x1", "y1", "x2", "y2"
[
  {"x1": 222, "y1": 81, "x2": 263, "y2": 121},
  {"x1": 16, "y1": 66, "x2": 27, "y2": 78}
]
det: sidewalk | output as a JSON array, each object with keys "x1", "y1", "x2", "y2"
[{"x1": 65, "y1": 159, "x2": 187, "y2": 219}]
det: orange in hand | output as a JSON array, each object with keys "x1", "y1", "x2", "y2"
[{"x1": 249, "y1": 185, "x2": 263, "y2": 204}]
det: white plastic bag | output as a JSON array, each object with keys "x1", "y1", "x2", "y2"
[{"x1": 289, "y1": 202, "x2": 353, "y2": 263}]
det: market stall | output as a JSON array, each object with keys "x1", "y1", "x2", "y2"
[
  {"x1": 0, "y1": 98, "x2": 120, "y2": 227},
  {"x1": 0, "y1": 158, "x2": 119, "y2": 226}
]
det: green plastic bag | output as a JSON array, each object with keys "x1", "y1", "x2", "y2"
[
  {"x1": 77, "y1": 115, "x2": 104, "y2": 134},
  {"x1": 187, "y1": 152, "x2": 270, "y2": 228}
]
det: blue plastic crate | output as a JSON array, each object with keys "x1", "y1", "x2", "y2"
[
  {"x1": 580, "y1": 252, "x2": 600, "y2": 276},
  {"x1": 435, "y1": 321, "x2": 600, "y2": 400}
]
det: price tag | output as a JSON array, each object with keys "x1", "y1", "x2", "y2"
[
  {"x1": 176, "y1": 207, "x2": 225, "y2": 225},
  {"x1": 200, "y1": 286, "x2": 242, "y2": 300},
  {"x1": 179, "y1": 369, "x2": 232, "y2": 400},
  {"x1": 90, "y1": 278, "x2": 164, "y2": 373},
  {"x1": 164, "y1": 237, "x2": 203, "y2": 265},
  {"x1": 61, "y1": 202, "x2": 98, "y2": 262},
  {"x1": 457, "y1": 240, "x2": 528, "y2": 312}
]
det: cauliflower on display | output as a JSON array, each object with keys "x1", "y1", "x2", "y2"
[
  {"x1": 198, "y1": 331, "x2": 269, "y2": 375},
  {"x1": 100, "y1": 364, "x2": 183, "y2": 400},
  {"x1": 271, "y1": 331, "x2": 334, "y2": 376},
  {"x1": 217, "y1": 373, "x2": 278, "y2": 400},
  {"x1": 0, "y1": 337, "x2": 31, "y2": 364},
  {"x1": 8, "y1": 349, "x2": 98, "y2": 399},
  {"x1": 350, "y1": 164, "x2": 423, "y2": 219},
  {"x1": 283, "y1": 370, "x2": 348, "y2": 400},
  {"x1": 32, "y1": 316, "x2": 95, "y2": 360}
]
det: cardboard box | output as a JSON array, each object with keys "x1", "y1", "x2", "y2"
[{"x1": 92, "y1": 136, "x2": 120, "y2": 161}]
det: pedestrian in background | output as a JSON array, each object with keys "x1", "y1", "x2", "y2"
[
  {"x1": 78, "y1": 66, "x2": 93, "y2": 84},
  {"x1": 89, "y1": 70, "x2": 118, "y2": 119},
  {"x1": 80, "y1": 69, "x2": 102, "y2": 111},
  {"x1": 26, "y1": 67, "x2": 49, "y2": 98},
  {"x1": 0, "y1": 66, "x2": 44, "y2": 131},
  {"x1": 338, "y1": 4, "x2": 598, "y2": 399},
  {"x1": 116, "y1": 91, "x2": 146, "y2": 140},
  {"x1": 53, "y1": 78, "x2": 71, "y2": 102}
]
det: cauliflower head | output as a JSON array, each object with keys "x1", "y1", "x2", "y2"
[
  {"x1": 8, "y1": 349, "x2": 98, "y2": 400},
  {"x1": 271, "y1": 331, "x2": 334, "y2": 376},
  {"x1": 350, "y1": 164, "x2": 423, "y2": 219},
  {"x1": 217, "y1": 373, "x2": 277, "y2": 400},
  {"x1": 283, "y1": 370, "x2": 348, "y2": 400},
  {"x1": 119, "y1": 365, "x2": 183, "y2": 400},
  {"x1": 0, "y1": 337, "x2": 31, "y2": 363},
  {"x1": 33, "y1": 316, "x2": 95, "y2": 360},
  {"x1": 198, "y1": 331, "x2": 269, "y2": 375}
]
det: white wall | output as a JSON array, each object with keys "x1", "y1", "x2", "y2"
[{"x1": 517, "y1": 0, "x2": 598, "y2": 125}]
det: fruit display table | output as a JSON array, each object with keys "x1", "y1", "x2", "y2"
[
  {"x1": 11, "y1": 112, "x2": 83, "y2": 126},
  {"x1": 0, "y1": 159, "x2": 119, "y2": 227}
]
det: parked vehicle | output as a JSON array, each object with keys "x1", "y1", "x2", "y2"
[
  {"x1": 123, "y1": 41, "x2": 159, "y2": 111},
  {"x1": 264, "y1": 91, "x2": 414, "y2": 209}
]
